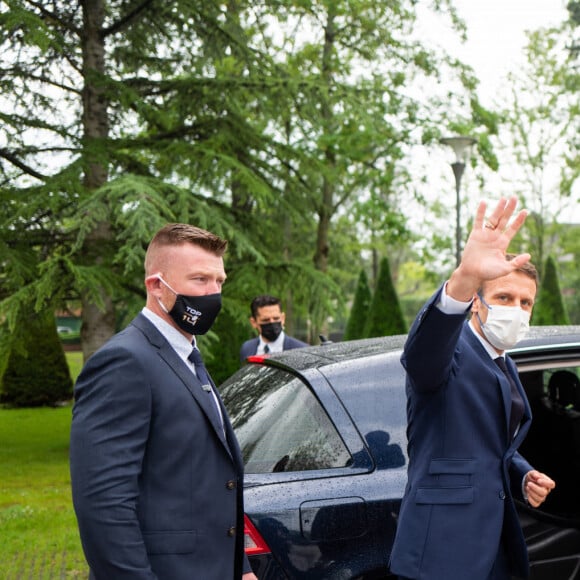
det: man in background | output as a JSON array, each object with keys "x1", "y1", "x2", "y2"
[{"x1": 239, "y1": 294, "x2": 308, "y2": 362}]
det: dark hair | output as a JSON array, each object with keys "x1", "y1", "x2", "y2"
[
  {"x1": 479, "y1": 253, "x2": 539, "y2": 294},
  {"x1": 145, "y1": 223, "x2": 228, "y2": 272},
  {"x1": 251, "y1": 295, "x2": 281, "y2": 318}
]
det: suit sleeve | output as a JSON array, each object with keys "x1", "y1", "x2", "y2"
[
  {"x1": 70, "y1": 345, "x2": 157, "y2": 579},
  {"x1": 509, "y1": 451, "x2": 533, "y2": 500},
  {"x1": 402, "y1": 285, "x2": 469, "y2": 394}
]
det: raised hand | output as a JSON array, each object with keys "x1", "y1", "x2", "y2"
[{"x1": 447, "y1": 196, "x2": 530, "y2": 301}]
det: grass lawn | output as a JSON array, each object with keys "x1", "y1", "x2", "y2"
[
  {"x1": 65, "y1": 351, "x2": 84, "y2": 383},
  {"x1": 0, "y1": 353, "x2": 89, "y2": 578}
]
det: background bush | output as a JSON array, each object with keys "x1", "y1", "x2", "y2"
[{"x1": 1, "y1": 310, "x2": 73, "y2": 407}]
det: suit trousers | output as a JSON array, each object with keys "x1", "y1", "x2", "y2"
[{"x1": 397, "y1": 539, "x2": 512, "y2": 580}]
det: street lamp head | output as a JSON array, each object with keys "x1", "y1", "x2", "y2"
[
  {"x1": 440, "y1": 136, "x2": 478, "y2": 165},
  {"x1": 439, "y1": 135, "x2": 477, "y2": 268}
]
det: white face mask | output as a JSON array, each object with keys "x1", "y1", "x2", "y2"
[{"x1": 477, "y1": 295, "x2": 530, "y2": 351}]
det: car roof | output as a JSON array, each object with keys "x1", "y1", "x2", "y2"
[
  {"x1": 251, "y1": 326, "x2": 580, "y2": 373},
  {"x1": 247, "y1": 334, "x2": 406, "y2": 373}
]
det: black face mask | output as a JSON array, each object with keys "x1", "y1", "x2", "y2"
[
  {"x1": 158, "y1": 277, "x2": 222, "y2": 335},
  {"x1": 260, "y1": 321, "x2": 283, "y2": 342}
]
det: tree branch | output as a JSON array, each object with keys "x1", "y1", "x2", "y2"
[
  {"x1": 103, "y1": 0, "x2": 157, "y2": 37},
  {"x1": 0, "y1": 148, "x2": 47, "y2": 181}
]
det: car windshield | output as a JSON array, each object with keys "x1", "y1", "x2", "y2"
[{"x1": 221, "y1": 365, "x2": 352, "y2": 473}]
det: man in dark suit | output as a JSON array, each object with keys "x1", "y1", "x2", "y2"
[
  {"x1": 70, "y1": 223, "x2": 258, "y2": 580},
  {"x1": 239, "y1": 294, "x2": 308, "y2": 362},
  {"x1": 389, "y1": 197, "x2": 555, "y2": 580}
]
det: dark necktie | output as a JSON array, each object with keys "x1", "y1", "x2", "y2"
[
  {"x1": 263, "y1": 344, "x2": 270, "y2": 354},
  {"x1": 495, "y1": 356, "x2": 525, "y2": 438},
  {"x1": 188, "y1": 347, "x2": 224, "y2": 432}
]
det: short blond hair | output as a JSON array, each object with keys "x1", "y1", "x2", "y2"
[{"x1": 145, "y1": 223, "x2": 227, "y2": 274}]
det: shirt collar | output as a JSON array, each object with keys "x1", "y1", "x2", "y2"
[
  {"x1": 468, "y1": 319, "x2": 502, "y2": 360},
  {"x1": 142, "y1": 307, "x2": 195, "y2": 362},
  {"x1": 259, "y1": 330, "x2": 285, "y2": 352}
]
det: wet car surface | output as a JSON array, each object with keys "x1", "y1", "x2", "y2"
[{"x1": 220, "y1": 326, "x2": 580, "y2": 579}]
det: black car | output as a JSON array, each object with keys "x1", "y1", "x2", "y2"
[{"x1": 220, "y1": 326, "x2": 580, "y2": 580}]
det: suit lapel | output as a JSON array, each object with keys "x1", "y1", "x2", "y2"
[
  {"x1": 465, "y1": 328, "x2": 519, "y2": 441},
  {"x1": 483, "y1": 346, "x2": 531, "y2": 445},
  {"x1": 131, "y1": 315, "x2": 234, "y2": 459}
]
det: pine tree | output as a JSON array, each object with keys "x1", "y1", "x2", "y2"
[
  {"x1": 533, "y1": 255, "x2": 570, "y2": 325},
  {"x1": 343, "y1": 270, "x2": 373, "y2": 340},
  {"x1": 364, "y1": 257, "x2": 407, "y2": 338}
]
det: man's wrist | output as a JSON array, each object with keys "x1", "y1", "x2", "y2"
[
  {"x1": 437, "y1": 281, "x2": 473, "y2": 314},
  {"x1": 446, "y1": 265, "x2": 480, "y2": 302}
]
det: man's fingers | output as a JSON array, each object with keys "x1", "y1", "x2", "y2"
[
  {"x1": 503, "y1": 208, "x2": 528, "y2": 238},
  {"x1": 509, "y1": 253, "x2": 532, "y2": 269},
  {"x1": 473, "y1": 200, "x2": 487, "y2": 230}
]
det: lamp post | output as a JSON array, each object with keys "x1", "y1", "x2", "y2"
[{"x1": 440, "y1": 136, "x2": 477, "y2": 267}]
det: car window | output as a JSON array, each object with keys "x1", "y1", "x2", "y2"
[
  {"x1": 221, "y1": 365, "x2": 352, "y2": 474},
  {"x1": 320, "y1": 352, "x2": 408, "y2": 469},
  {"x1": 518, "y1": 363, "x2": 580, "y2": 519}
]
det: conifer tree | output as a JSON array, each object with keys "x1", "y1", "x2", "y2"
[
  {"x1": 343, "y1": 270, "x2": 373, "y2": 340},
  {"x1": 364, "y1": 257, "x2": 407, "y2": 338},
  {"x1": 1, "y1": 310, "x2": 72, "y2": 407},
  {"x1": 533, "y1": 255, "x2": 570, "y2": 325}
]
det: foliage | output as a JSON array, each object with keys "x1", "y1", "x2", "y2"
[
  {"x1": 364, "y1": 256, "x2": 407, "y2": 338},
  {"x1": 0, "y1": 0, "x2": 511, "y2": 380},
  {"x1": 343, "y1": 270, "x2": 373, "y2": 341},
  {"x1": 0, "y1": 406, "x2": 87, "y2": 577},
  {"x1": 533, "y1": 255, "x2": 571, "y2": 325},
  {"x1": 500, "y1": 23, "x2": 579, "y2": 273},
  {"x1": 0, "y1": 310, "x2": 72, "y2": 407}
]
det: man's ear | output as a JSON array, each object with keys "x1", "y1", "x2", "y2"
[
  {"x1": 280, "y1": 312, "x2": 286, "y2": 326},
  {"x1": 249, "y1": 317, "x2": 261, "y2": 332},
  {"x1": 471, "y1": 293, "x2": 484, "y2": 317},
  {"x1": 145, "y1": 274, "x2": 162, "y2": 295}
]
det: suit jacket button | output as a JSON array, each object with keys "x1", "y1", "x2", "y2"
[
  {"x1": 227, "y1": 526, "x2": 236, "y2": 537},
  {"x1": 499, "y1": 490, "x2": 506, "y2": 500},
  {"x1": 226, "y1": 480, "x2": 236, "y2": 490}
]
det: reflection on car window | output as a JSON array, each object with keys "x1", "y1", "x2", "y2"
[{"x1": 221, "y1": 366, "x2": 351, "y2": 473}]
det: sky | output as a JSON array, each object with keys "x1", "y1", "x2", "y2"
[
  {"x1": 438, "y1": 0, "x2": 571, "y2": 105},
  {"x1": 409, "y1": 0, "x2": 578, "y2": 229}
]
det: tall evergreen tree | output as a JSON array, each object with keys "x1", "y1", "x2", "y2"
[
  {"x1": 0, "y1": 0, "x2": 495, "y2": 374},
  {"x1": 533, "y1": 255, "x2": 571, "y2": 325},
  {"x1": 343, "y1": 270, "x2": 372, "y2": 341},
  {"x1": 364, "y1": 256, "x2": 407, "y2": 338},
  {"x1": 0, "y1": 0, "x2": 293, "y2": 368}
]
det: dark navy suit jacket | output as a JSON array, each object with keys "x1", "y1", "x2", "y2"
[
  {"x1": 70, "y1": 314, "x2": 250, "y2": 579},
  {"x1": 389, "y1": 287, "x2": 533, "y2": 580},
  {"x1": 239, "y1": 334, "x2": 308, "y2": 363}
]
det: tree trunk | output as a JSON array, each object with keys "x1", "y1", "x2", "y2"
[
  {"x1": 311, "y1": 6, "x2": 337, "y2": 341},
  {"x1": 80, "y1": 0, "x2": 115, "y2": 360}
]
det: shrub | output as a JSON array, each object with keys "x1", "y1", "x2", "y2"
[
  {"x1": 364, "y1": 256, "x2": 407, "y2": 338},
  {"x1": 533, "y1": 255, "x2": 570, "y2": 326},
  {"x1": 343, "y1": 269, "x2": 373, "y2": 341},
  {"x1": 1, "y1": 310, "x2": 73, "y2": 407}
]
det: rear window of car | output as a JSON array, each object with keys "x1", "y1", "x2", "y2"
[{"x1": 221, "y1": 365, "x2": 352, "y2": 474}]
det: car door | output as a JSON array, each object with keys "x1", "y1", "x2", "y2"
[{"x1": 511, "y1": 342, "x2": 580, "y2": 580}]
